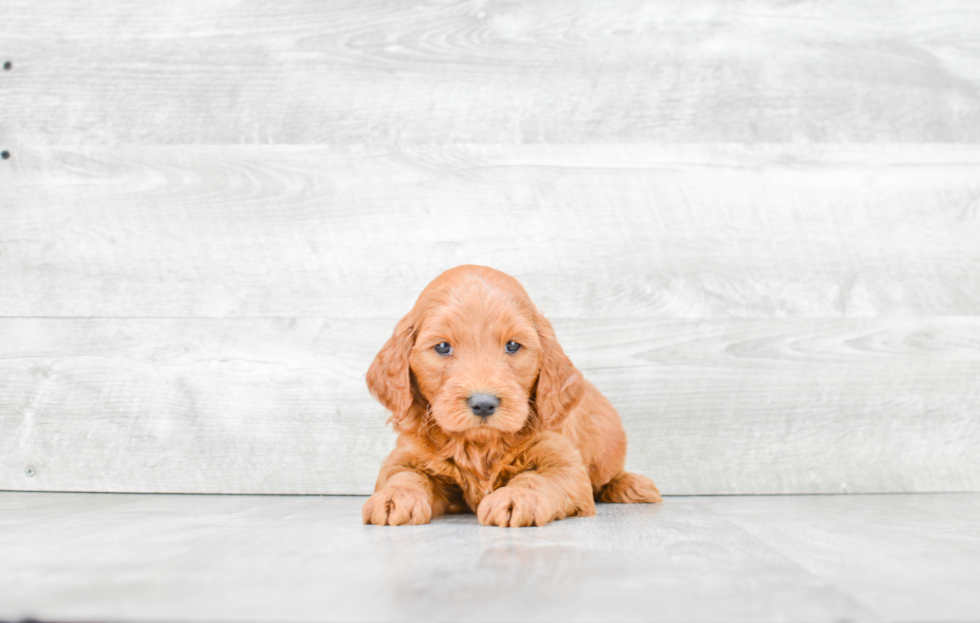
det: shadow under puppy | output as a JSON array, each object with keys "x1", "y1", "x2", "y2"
[{"x1": 364, "y1": 265, "x2": 661, "y2": 527}]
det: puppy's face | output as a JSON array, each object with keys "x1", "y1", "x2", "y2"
[
  {"x1": 367, "y1": 265, "x2": 584, "y2": 440},
  {"x1": 410, "y1": 295, "x2": 542, "y2": 436}
]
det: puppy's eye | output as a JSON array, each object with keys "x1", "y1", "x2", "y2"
[
  {"x1": 433, "y1": 342, "x2": 452, "y2": 356},
  {"x1": 505, "y1": 340, "x2": 521, "y2": 354}
]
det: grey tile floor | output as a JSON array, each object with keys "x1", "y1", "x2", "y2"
[{"x1": 1, "y1": 492, "x2": 979, "y2": 622}]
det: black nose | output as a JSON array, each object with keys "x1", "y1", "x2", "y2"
[{"x1": 467, "y1": 393, "x2": 499, "y2": 418}]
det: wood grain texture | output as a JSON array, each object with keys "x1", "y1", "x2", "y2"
[
  {"x1": 2, "y1": 0, "x2": 980, "y2": 144},
  {"x1": 3, "y1": 144, "x2": 979, "y2": 318},
  {"x1": 705, "y1": 495, "x2": 980, "y2": 622},
  {"x1": 2, "y1": 317, "x2": 978, "y2": 495},
  {"x1": 3, "y1": 492, "x2": 980, "y2": 622},
  {"x1": 3, "y1": 0, "x2": 979, "y2": 498}
]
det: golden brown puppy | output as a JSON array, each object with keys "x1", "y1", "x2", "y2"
[{"x1": 363, "y1": 265, "x2": 661, "y2": 527}]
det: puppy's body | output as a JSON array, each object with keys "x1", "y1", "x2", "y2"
[{"x1": 364, "y1": 265, "x2": 661, "y2": 527}]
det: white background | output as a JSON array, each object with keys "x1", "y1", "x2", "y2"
[{"x1": 1, "y1": 0, "x2": 979, "y2": 495}]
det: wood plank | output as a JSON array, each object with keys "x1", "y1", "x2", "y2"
[
  {"x1": 3, "y1": 492, "x2": 980, "y2": 622},
  {"x1": 2, "y1": 0, "x2": 980, "y2": 144},
  {"x1": 2, "y1": 317, "x2": 978, "y2": 495},
  {"x1": 3, "y1": 144, "x2": 980, "y2": 318},
  {"x1": 704, "y1": 495, "x2": 980, "y2": 622}
]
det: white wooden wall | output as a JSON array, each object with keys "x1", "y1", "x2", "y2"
[{"x1": 1, "y1": 1, "x2": 979, "y2": 495}]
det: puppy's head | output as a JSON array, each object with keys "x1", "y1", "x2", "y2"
[{"x1": 367, "y1": 265, "x2": 585, "y2": 439}]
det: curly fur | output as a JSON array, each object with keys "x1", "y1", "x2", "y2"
[{"x1": 363, "y1": 265, "x2": 661, "y2": 527}]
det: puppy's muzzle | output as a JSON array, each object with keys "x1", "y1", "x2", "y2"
[{"x1": 467, "y1": 393, "x2": 499, "y2": 418}]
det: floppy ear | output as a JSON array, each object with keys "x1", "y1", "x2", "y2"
[
  {"x1": 533, "y1": 311, "x2": 587, "y2": 430},
  {"x1": 366, "y1": 311, "x2": 422, "y2": 433}
]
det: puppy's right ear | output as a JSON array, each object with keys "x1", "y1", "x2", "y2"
[{"x1": 366, "y1": 311, "x2": 419, "y2": 432}]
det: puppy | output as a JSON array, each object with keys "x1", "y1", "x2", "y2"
[{"x1": 363, "y1": 265, "x2": 661, "y2": 527}]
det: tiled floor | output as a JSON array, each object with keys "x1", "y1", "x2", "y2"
[{"x1": 2, "y1": 492, "x2": 979, "y2": 622}]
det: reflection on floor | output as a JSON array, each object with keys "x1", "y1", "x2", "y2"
[{"x1": 2, "y1": 492, "x2": 979, "y2": 622}]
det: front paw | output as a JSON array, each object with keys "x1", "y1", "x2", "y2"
[
  {"x1": 477, "y1": 486, "x2": 554, "y2": 527},
  {"x1": 363, "y1": 486, "x2": 433, "y2": 526}
]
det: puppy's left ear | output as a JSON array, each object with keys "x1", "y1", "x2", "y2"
[{"x1": 533, "y1": 311, "x2": 587, "y2": 430}]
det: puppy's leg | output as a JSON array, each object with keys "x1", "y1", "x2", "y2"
[
  {"x1": 598, "y1": 471, "x2": 662, "y2": 504},
  {"x1": 477, "y1": 433, "x2": 596, "y2": 528},
  {"x1": 363, "y1": 450, "x2": 450, "y2": 526}
]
